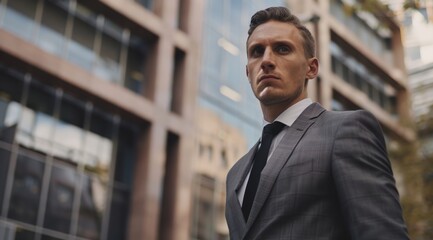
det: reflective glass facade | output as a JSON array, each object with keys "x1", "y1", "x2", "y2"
[
  {"x1": 199, "y1": 0, "x2": 286, "y2": 147},
  {"x1": 192, "y1": 1, "x2": 286, "y2": 239},
  {"x1": 0, "y1": 0, "x2": 154, "y2": 96},
  {"x1": 0, "y1": 65, "x2": 140, "y2": 240}
]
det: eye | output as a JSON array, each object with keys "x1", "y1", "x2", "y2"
[
  {"x1": 275, "y1": 45, "x2": 291, "y2": 54},
  {"x1": 249, "y1": 46, "x2": 264, "y2": 58}
]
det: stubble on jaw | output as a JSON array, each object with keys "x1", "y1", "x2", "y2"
[{"x1": 256, "y1": 82, "x2": 305, "y2": 108}]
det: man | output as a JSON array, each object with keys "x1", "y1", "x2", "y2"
[{"x1": 225, "y1": 6, "x2": 409, "y2": 240}]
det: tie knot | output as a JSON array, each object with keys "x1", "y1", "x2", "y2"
[{"x1": 262, "y1": 121, "x2": 286, "y2": 137}]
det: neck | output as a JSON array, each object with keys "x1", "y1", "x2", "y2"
[{"x1": 261, "y1": 98, "x2": 306, "y2": 122}]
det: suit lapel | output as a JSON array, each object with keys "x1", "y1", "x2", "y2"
[
  {"x1": 244, "y1": 103, "x2": 326, "y2": 235},
  {"x1": 227, "y1": 142, "x2": 259, "y2": 238}
]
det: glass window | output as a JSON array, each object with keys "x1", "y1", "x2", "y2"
[
  {"x1": 43, "y1": 164, "x2": 78, "y2": 233},
  {"x1": 68, "y1": 12, "x2": 97, "y2": 70},
  {"x1": 94, "y1": 19, "x2": 123, "y2": 84},
  {"x1": 107, "y1": 186, "x2": 130, "y2": 240},
  {"x1": 41, "y1": 235, "x2": 63, "y2": 240},
  {"x1": 26, "y1": 81, "x2": 56, "y2": 116},
  {"x1": 0, "y1": 147, "x2": 11, "y2": 210},
  {"x1": 52, "y1": 94, "x2": 85, "y2": 163},
  {"x1": 0, "y1": 68, "x2": 24, "y2": 144},
  {"x1": 77, "y1": 175, "x2": 107, "y2": 240},
  {"x1": 18, "y1": 81, "x2": 57, "y2": 154},
  {"x1": 8, "y1": 152, "x2": 45, "y2": 225},
  {"x1": 14, "y1": 228, "x2": 36, "y2": 240},
  {"x1": 83, "y1": 108, "x2": 114, "y2": 178},
  {"x1": 170, "y1": 49, "x2": 186, "y2": 114},
  {"x1": 37, "y1": 0, "x2": 69, "y2": 56},
  {"x1": 114, "y1": 122, "x2": 138, "y2": 186},
  {"x1": 124, "y1": 34, "x2": 150, "y2": 95},
  {"x1": 2, "y1": 0, "x2": 38, "y2": 40},
  {"x1": 191, "y1": 175, "x2": 216, "y2": 240}
]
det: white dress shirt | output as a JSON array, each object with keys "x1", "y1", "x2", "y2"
[{"x1": 237, "y1": 98, "x2": 313, "y2": 205}]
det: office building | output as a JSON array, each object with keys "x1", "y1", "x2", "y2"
[{"x1": 0, "y1": 0, "x2": 203, "y2": 239}]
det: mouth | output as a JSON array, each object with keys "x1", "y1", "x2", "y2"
[{"x1": 258, "y1": 75, "x2": 279, "y2": 83}]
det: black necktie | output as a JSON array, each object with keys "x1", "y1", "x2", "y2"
[{"x1": 242, "y1": 121, "x2": 286, "y2": 221}]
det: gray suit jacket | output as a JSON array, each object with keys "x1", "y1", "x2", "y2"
[{"x1": 225, "y1": 103, "x2": 408, "y2": 240}]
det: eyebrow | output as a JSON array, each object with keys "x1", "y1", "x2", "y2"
[{"x1": 247, "y1": 40, "x2": 296, "y2": 52}]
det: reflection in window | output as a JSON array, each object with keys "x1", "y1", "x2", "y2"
[
  {"x1": 85, "y1": 108, "x2": 114, "y2": 178},
  {"x1": 2, "y1": 111, "x2": 20, "y2": 142},
  {"x1": 107, "y1": 186, "x2": 130, "y2": 240},
  {"x1": 68, "y1": 9, "x2": 97, "y2": 70},
  {"x1": 8, "y1": 152, "x2": 45, "y2": 225},
  {"x1": 77, "y1": 175, "x2": 107, "y2": 240},
  {"x1": 94, "y1": 19, "x2": 123, "y2": 84},
  {"x1": 44, "y1": 164, "x2": 77, "y2": 233},
  {"x1": 114, "y1": 122, "x2": 138, "y2": 186},
  {"x1": 14, "y1": 228, "x2": 36, "y2": 240},
  {"x1": 2, "y1": 0, "x2": 38, "y2": 40},
  {"x1": 0, "y1": 148, "x2": 10, "y2": 209},
  {"x1": 41, "y1": 234, "x2": 63, "y2": 240},
  {"x1": 0, "y1": 65, "x2": 141, "y2": 240},
  {"x1": 26, "y1": 81, "x2": 56, "y2": 116},
  {"x1": 38, "y1": 0, "x2": 69, "y2": 56},
  {"x1": 13, "y1": 80, "x2": 57, "y2": 153},
  {"x1": 52, "y1": 94, "x2": 85, "y2": 163},
  {"x1": 124, "y1": 34, "x2": 150, "y2": 94},
  {"x1": 0, "y1": 69, "x2": 24, "y2": 144}
]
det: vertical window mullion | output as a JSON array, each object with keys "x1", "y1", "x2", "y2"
[
  {"x1": 99, "y1": 115, "x2": 120, "y2": 240},
  {"x1": 34, "y1": 88, "x2": 63, "y2": 240},
  {"x1": 119, "y1": 29, "x2": 130, "y2": 87}
]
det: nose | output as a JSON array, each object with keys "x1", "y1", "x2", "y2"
[{"x1": 261, "y1": 48, "x2": 275, "y2": 72}]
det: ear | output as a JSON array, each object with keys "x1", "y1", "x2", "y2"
[{"x1": 306, "y1": 57, "x2": 319, "y2": 79}]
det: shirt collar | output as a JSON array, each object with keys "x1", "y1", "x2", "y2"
[{"x1": 263, "y1": 98, "x2": 313, "y2": 127}]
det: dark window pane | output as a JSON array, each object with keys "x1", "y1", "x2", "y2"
[
  {"x1": 94, "y1": 19, "x2": 123, "y2": 84},
  {"x1": 41, "y1": 235, "x2": 62, "y2": 240},
  {"x1": 8, "y1": 152, "x2": 44, "y2": 225},
  {"x1": 43, "y1": 165, "x2": 77, "y2": 233},
  {"x1": 107, "y1": 186, "x2": 130, "y2": 240},
  {"x1": 59, "y1": 93, "x2": 85, "y2": 128},
  {"x1": 124, "y1": 35, "x2": 150, "y2": 94},
  {"x1": 14, "y1": 228, "x2": 35, "y2": 240},
  {"x1": 0, "y1": 67, "x2": 24, "y2": 144},
  {"x1": 0, "y1": 147, "x2": 11, "y2": 211},
  {"x1": 19, "y1": 81, "x2": 56, "y2": 155},
  {"x1": 26, "y1": 81, "x2": 56, "y2": 117},
  {"x1": 52, "y1": 94, "x2": 85, "y2": 164},
  {"x1": 77, "y1": 175, "x2": 107, "y2": 240},
  {"x1": 114, "y1": 122, "x2": 139, "y2": 186},
  {"x1": 84, "y1": 108, "x2": 114, "y2": 177},
  {"x1": 68, "y1": 5, "x2": 97, "y2": 70},
  {"x1": 38, "y1": 0, "x2": 68, "y2": 55},
  {"x1": 3, "y1": 0, "x2": 38, "y2": 40}
]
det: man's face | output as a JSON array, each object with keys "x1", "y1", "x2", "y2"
[{"x1": 246, "y1": 20, "x2": 318, "y2": 108}]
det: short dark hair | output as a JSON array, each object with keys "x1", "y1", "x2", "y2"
[{"x1": 247, "y1": 7, "x2": 316, "y2": 58}]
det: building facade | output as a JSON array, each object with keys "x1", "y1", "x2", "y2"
[{"x1": 0, "y1": 0, "x2": 203, "y2": 240}]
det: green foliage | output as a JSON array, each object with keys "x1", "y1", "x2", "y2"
[
  {"x1": 389, "y1": 140, "x2": 426, "y2": 239},
  {"x1": 389, "y1": 115, "x2": 433, "y2": 239}
]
